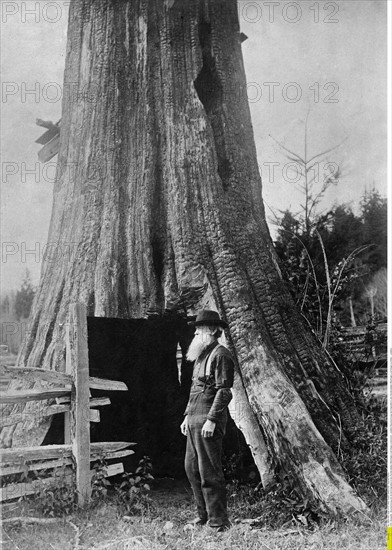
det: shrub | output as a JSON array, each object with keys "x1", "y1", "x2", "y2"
[
  {"x1": 114, "y1": 456, "x2": 155, "y2": 515},
  {"x1": 340, "y1": 408, "x2": 387, "y2": 505},
  {"x1": 34, "y1": 471, "x2": 78, "y2": 517},
  {"x1": 91, "y1": 457, "x2": 112, "y2": 500}
]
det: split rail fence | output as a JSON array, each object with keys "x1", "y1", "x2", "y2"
[{"x1": 0, "y1": 303, "x2": 135, "y2": 505}]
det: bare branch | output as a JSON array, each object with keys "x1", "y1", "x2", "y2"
[
  {"x1": 269, "y1": 134, "x2": 305, "y2": 163},
  {"x1": 315, "y1": 230, "x2": 332, "y2": 348},
  {"x1": 330, "y1": 245, "x2": 372, "y2": 305},
  {"x1": 307, "y1": 137, "x2": 348, "y2": 165}
]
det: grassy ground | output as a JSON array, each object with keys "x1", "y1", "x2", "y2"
[{"x1": 1, "y1": 479, "x2": 386, "y2": 550}]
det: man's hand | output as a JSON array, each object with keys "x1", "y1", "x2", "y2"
[
  {"x1": 201, "y1": 419, "x2": 216, "y2": 438},
  {"x1": 180, "y1": 417, "x2": 188, "y2": 436}
]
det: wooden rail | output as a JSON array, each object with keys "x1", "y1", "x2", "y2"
[
  {"x1": 0, "y1": 365, "x2": 128, "y2": 392},
  {"x1": 0, "y1": 303, "x2": 134, "y2": 505},
  {"x1": 336, "y1": 323, "x2": 387, "y2": 363}
]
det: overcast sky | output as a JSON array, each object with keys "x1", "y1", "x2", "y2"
[{"x1": 0, "y1": 0, "x2": 388, "y2": 293}]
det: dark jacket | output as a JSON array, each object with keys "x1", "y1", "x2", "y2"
[{"x1": 184, "y1": 341, "x2": 234, "y2": 423}]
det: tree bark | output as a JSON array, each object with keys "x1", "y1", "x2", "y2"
[{"x1": 2, "y1": 0, "x2": 367, "y2": 515}]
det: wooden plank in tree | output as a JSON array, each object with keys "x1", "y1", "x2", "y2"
[
  {"x1": 1, "y1": 442, "x2": 135, "y2": 464},
  {"x1": 0, "y1": 388, "x2": 70, "y2": 404},
  {"x1": 38, "y1": 134, "x2": 60, "y2": 163},
  {"x1": 67, "y1": 302, "x2": 91, "y2": 505},
  {"x1": 36, "y1": 118, "x2": 60, "y2": 131},
  {"x1": 35, "y1": 127, "x2": 60, "y2": 145}
]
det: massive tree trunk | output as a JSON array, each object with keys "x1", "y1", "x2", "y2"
[{"x1": 2, "y1": 0, "x2": 367, "y2": 515}]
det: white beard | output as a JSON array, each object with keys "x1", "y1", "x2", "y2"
[{"x1": 186, "y1": 334, "x2": 213, "y2": 362}]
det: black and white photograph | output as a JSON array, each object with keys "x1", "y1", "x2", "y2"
[{"x1": 0, "y1": 1, "x2": 389, "y2": 548}]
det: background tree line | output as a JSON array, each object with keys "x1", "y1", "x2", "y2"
[
  {"x1": 1, "y1": 269, "x2": 36, "y2": 354},
  {"x1": 273, "y1": 189, "x2": 387, "y2": 346}
]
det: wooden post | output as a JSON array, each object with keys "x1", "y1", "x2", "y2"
[
  {"x1": 64, "y1": 323, "x2": 71, "y2": 445},
  {"x1": 66, "y1": 303, "x2": 91, "y2": 505}
]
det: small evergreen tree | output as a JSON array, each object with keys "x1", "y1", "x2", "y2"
[
  {"x1": 1, "y1": 295, "x2": 11, "y2": 316},
  {"x1": 360, "y1": 189, "x2": 387, "y2": 273},
  {"x1": 14, "y1": 269, "x2": 36, "y2": 321}
]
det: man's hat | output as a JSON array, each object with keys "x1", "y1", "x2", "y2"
[{"x1": 188, "y1": 309, "x2": 228, "y2": 329}]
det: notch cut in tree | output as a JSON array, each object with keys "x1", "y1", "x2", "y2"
[{"x1": 3, "y1": 0, "x2": 368, "y2": 516}]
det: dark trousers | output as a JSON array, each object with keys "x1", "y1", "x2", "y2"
[{"x1": 184, "y1": 414, "x2": 229, "y2": 527}]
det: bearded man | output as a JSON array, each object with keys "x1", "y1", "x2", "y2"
[{"x1": 180, "y1": 309, "x2": 234, "y2": 531}]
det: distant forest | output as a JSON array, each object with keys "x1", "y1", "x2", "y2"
[{"x1": 273, "y1": 189, "x2": 387, "y2": 346}]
